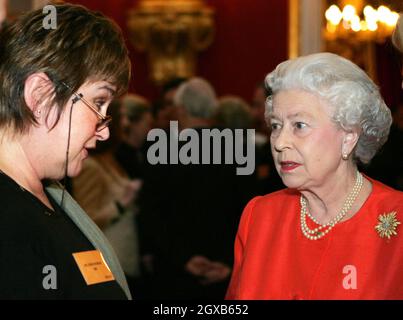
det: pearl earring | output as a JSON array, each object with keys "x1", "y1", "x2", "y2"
[{"x1": 342, "y1": 153, "x2": 348, "y2": 160}]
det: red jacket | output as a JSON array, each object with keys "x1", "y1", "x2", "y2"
[{"x1": 226, "y1": 178, "x2": 403, "y2": 299}]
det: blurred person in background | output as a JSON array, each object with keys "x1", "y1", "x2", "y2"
[
  {"x1": 215, "y1": 95, "x2": 253, "y2": 130},
  {"x1": 152, "y1": 77, "x2": 187, "y2": 130},
  {"x1": 138, "y1": 78, "x2": 255, "y2": 299},
  {"x1": 115, "y1": 94, "x2": 153, "y2": 180}
]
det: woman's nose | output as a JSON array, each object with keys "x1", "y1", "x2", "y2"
[
  {"x1": 96, "y1": 127, "x2": 110, "y2": 141},
  {"x1": 273, "y1": 127, "x2": 292, "y2": 152}
]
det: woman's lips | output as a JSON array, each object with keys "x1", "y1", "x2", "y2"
[{"x1": 280, "y1": 161, "x2": 301, "y2": 172}]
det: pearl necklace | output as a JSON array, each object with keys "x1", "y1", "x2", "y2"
[{"x1": 300, "y1": 171, "x2": 363, "y2": 240}]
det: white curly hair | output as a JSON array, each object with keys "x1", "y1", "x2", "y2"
[
  {"x1": 265, "y1": 52, "x2": 392, "y2": 164},
  {"x1": 174, "y1": 77, "x2": 217, "y2": 119}
]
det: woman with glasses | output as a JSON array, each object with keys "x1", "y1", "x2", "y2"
[{"x1": 0, "y1": 4, "x2": 132, "y2": 299}]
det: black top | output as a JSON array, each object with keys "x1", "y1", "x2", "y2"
[
  {"x1": 0, "y1": 171, "x2": 127, "y2": 300},
  {"x1": 115, "y1": 141, "x2": 148, "y2": 179}
]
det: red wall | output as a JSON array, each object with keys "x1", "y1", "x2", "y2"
[{"x1": 68, "y1": 0, "x2": 289, "y2": 102}]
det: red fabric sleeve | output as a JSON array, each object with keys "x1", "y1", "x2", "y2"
[{"x1": 225, "y1": 196, "x2": 261, "y2": 300}]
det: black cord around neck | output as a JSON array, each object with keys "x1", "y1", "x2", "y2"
[{"x1": 60, "y1": 99, "x2": 76, "y2": 209}]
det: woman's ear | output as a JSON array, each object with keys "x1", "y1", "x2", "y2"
[
  {"x1": 23, "y1": 72, "x2": 53, "y2": 114},
  {"x1": 342, "y1": 130, "x2": 359, "y2": 157}
]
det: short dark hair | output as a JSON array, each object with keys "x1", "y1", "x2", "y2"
[
  {"x1": 0, "y1": 4, "x2": 131, "y2": 134},
  {"x1": 162, "y1": 77, "x2": 187, "y2": 96}
]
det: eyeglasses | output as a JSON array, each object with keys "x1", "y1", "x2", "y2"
[{"x1": 62, "y1": 82, "x2": 112, "y2": 132}]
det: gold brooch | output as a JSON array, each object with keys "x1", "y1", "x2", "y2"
[{"x1": 375, "y1": 212, "x2": 401, "y2": 239}]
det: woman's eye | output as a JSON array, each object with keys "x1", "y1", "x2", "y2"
[
  {"x1": 295, "y1": 122, "x2": 307, "y2": 129},
  {"x1": 270, "y1": 122, "x2": 281, "y2": 130},
  {"x1": 94, "y1": 100, "x2": 106, "y2": 110}
]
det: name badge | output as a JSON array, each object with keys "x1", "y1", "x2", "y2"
[{"x1": 72, "y1": 250, "x2": 115, "y2": 285}]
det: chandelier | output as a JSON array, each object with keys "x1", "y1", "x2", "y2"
[{"x1": 324, "y1": 1, "x2": 400, "y2": 42}]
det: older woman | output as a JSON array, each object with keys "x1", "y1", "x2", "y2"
[
  {"x1": 0, "y1": 4, "x2": 131, "y2": 299},
  {"x1": 226, "y1": 53, "x2": 403, "y2": 299}
]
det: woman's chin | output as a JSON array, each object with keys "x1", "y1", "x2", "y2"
[
  {"x1": 66, "y1": 151, "x2": 89, "y2": 178},
  {"x1": 280, "y1": 175, "x2": 303, "y2": 190},
  {"x1": 67, "y1": 160, "x2": 84, "y2": 178}
]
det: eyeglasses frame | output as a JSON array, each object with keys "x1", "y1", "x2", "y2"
[{"x1": 62, "y1": 82, "x2": 112, "y2": 132}]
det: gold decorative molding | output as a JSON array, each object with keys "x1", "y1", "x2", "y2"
[{"x1": 127, "y1": 0, "x2": 215, "y2": 85}]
